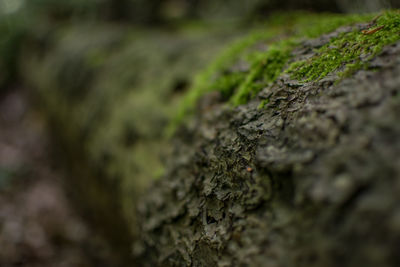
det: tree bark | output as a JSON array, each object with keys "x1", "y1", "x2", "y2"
[{"x1": 135, "y1": 32, "x2": 400, "y2": 266}]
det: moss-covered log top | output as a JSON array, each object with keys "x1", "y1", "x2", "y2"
[
  {"x1": 172, "y1": 11, "x2": 400, "y2": 125},
  {"x1": 136, "y1": 11, "x2": 400, "y2": 266}
]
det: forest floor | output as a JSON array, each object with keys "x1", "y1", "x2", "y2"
[{"x1": 0, "y1": 87, "x2": 114, "y2": 266}]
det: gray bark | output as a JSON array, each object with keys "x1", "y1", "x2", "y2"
[{"x1": 135, "y1": 33, "x2": 400, "y2": 266}]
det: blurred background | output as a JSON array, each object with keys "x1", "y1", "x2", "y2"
[{"x1": 0, "y1": 0, "x2": 399, "y2": 266}]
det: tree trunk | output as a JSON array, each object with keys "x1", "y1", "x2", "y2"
[{"x1": 135, "y1": 29, "x2": 400, "y2": 267}]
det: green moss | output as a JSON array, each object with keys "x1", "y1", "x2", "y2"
[
  {"x1": 170, "y1": 12, "x2": 380, "y2": 131},
  {"x1": 287, "y1": 11, "x2": 400, "y2": 82},
  {"x1": 226, "y1": 12, "x2": 375, "y2": 106},
  {"x1": 231, "y1": 39, "x2": 295, "y2": 105},
  {"x1": 170, "y1": 28, "x2": 279, "y2": 129},
  {"x1": 257, "y1": 98, "x2": 270, "y2": 109}
]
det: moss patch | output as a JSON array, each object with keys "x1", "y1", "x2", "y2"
[
  {"x1": 170, "y1": 28, "x2": 279, "y2": 128},
  {"x1": 170, "y1": 12, "x2": 380, "y2": 130},
  {"x1": 230, "y1": 39, "x2": 295, "y2": 105},
  {"x1": 287, "y1": 11, "x2": 400, "y2": 82}
]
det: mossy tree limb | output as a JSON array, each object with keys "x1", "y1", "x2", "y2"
[{"x1": 137, "y1": 36, "x2": 400, "y2": 266}]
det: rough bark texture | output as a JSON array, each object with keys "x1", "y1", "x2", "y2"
[{"x1": 135, "y1": 29, "x2": 400, "y2": 266}]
